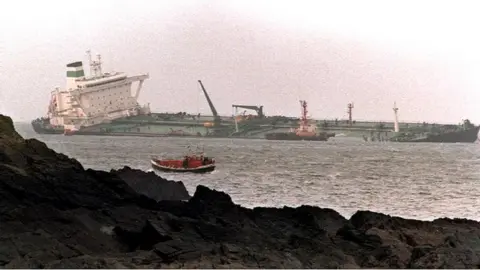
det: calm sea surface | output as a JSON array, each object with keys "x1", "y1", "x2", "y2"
[{"x1": 15, "y1": 123, "x2": 480, "y2": 221}]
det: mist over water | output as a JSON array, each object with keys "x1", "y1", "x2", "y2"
[{"x1": 16, "y1": 123, "x2": 480, "y2": 221}]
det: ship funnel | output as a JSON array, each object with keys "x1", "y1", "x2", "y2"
[
  {"x1": 66, "y1": 61, "x2": 85, "y2": 90},
  {"x1": 66, "y1": 61, "x2": 85, "y2": 78}
]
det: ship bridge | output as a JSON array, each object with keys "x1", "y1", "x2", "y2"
[
  {"x1": 124, "y1": 74, "x2": 149, "y2": 99},
  {"x1": 75, "y1": 74, "x2": 149, "y2": 94}
]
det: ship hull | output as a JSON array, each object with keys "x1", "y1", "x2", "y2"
[
  {"x1": 264, "y1": 132, "x2": 333, "y2": 141},
  {"x1": 31, "y1": 116, "x2": 340, "y2": 140},
  {"x1": 31, "y1": 119, "x2": 201, "y2": 137},
  {"x1": 31, "y1": 119, "x2": 64, "y2": 134},
  {"x1": 390, "y1": 126, "x2": 480, "y2": 143},
  {"x1": 31, "y1": 116, "x2": 221, "y2": 138},
  {"x1": 33, "y1": 114, "x2": 479, "y2": 143}
]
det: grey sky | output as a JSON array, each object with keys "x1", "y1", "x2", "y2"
[{"x1": 1, "y1": 0, "x2": 479, "y2": 124}]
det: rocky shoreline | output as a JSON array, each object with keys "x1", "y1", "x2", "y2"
[{"x1": 1, "y1": 114, "x2": 479, "y2": 268}]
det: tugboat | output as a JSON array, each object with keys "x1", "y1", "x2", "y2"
[
  {"x1": 150, "y1": 148, "x2": 216, "y2": 173},
  {"x1": 265, "y1": 100, "x2": 335, "y2": 141}
]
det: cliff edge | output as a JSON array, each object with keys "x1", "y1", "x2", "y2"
[{"x1": 1, "y1": 114, "x2": 479, "y2": 268}]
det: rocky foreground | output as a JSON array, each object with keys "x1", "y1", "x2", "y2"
[{"x1": 1, "y1": 115, "x2": 480, "y2": 268}]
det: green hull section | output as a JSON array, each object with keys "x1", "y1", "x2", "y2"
[{"x1": 32, "y1": 113, "x2": 479, "y2": 143}]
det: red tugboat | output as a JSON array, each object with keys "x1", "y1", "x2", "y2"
[
  {"x1": 150, "y1": 148, "x2": 216, "y2": 173},
  {"x1": 265, "y1": 100, "x2": 335, "y2": 141}
]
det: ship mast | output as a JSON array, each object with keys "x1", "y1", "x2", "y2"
[
  {"x1": 86, "y1": 50, "x2": 93, "y2": 77},
  {"x1": 393, "y1": 101, "x2": 400, "y2": 133},
  {"x1": 299, "y1": 100, "x2": 308, "y2": 131},
  {"x1": 347, "y1": 102, "x2": 354, "y2": 126},
  {"x1": 86, "y1": 50, "x2": 103, "y2": 78},
  {"x1": 96, "y1": 54, "x2": 102, "y2": 76}
]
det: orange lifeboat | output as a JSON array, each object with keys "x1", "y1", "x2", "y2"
[{"x1": 203, "y1": 122, "x2": 214, "y2": 128}]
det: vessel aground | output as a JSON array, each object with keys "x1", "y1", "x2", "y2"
[{"x1": 32, "y1": 50, "x2": 150, "y2": 134}]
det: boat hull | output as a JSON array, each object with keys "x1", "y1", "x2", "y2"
[
  {"x1": 150, "y1": 159, "x2": 216, "y2": 173},
  {"x1": 31, "y1": 119, "x2": 64, "y2": 134},
  {"x1": 390, "y1": 126, "x2": 480, "y2": 143},
  {"x1": 31, "y1": 117, "x2": 205, "y2": 137},
  {"x1": 265, "y1": 132, "x2": 334, "y2": 141},
  {"x1": 33, "y1": 114, "x2": 478, "y2": 143}
]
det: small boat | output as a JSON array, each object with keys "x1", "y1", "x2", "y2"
[{"x1": 150, "y1": 152, "x2": 216, "y2": 174}]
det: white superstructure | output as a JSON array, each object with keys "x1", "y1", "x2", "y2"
[
  {"x1": 393, "y1": 101, "x2": 400, "y2": 133},
  {"x1": 47, "y1": 50, "x2": 150, "y2": 130}
]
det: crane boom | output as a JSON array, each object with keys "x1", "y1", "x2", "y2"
[
  {"x1": 198, "y1": 80, "x2": 220, "y2": 126},
  {"x1": 231, "y1": 104, "x2": 264, "y2": 118}
]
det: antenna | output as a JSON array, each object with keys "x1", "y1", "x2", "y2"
[
  {"x1": 96, "y1": 54, "x2": 102, "y2": 76},
  {"x1": 86, "y1": 50, "x2": 93, "y2": 77},
  {"x1": 85, "y1": 50, "x2": 104, "y2": 78}
]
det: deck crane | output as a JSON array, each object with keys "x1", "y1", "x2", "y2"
[
  {"x1": 197, "y1": 80, "x2": 221, "y2": 128},
  {"x1": 231, "y1": 104, "x2": 265, "y2": 118}
]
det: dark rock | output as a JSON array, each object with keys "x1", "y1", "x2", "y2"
[
  {"x1": 0, "y1": 115, "x2": 22, "y2": 140},
  {"x1": 2, "y1": 114, "x2": 480, "y2": 268},
  {"x1": 113, "y1": 219, "x2": 173, "y2": 252},
  {"x1": 154, "y1": 239, "x2": 201, "y2": 262},
  {"x1": 111, "y1": 166, "x2": 190, "y2": 202}
]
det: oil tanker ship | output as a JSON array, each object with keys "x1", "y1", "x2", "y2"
[{"x1": 31, "y1": 51, "x2": 478, "y2": 143}]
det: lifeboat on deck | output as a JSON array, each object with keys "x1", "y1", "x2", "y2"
[
  {"x1": 63, "y1": 129, "x2": 77, "y2": 136},
  {"x1": 151, "y1": 155, "x2": 216, "y2": 173},
  {"x1": 63, "y1": 125, "x2": 79, "y2": 136},
  {"x1": 203, "y1": 122, "x2": 214, "y2": 128}
]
